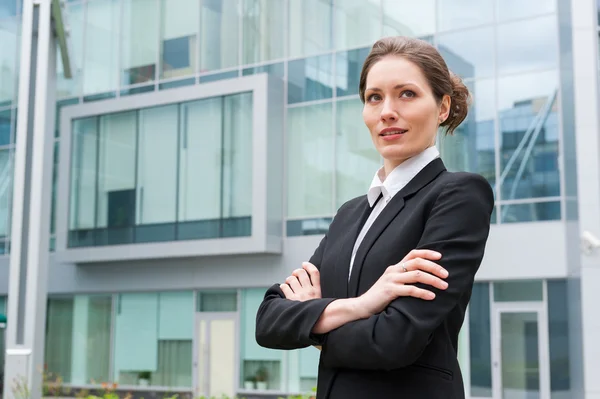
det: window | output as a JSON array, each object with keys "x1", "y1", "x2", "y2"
[
  {"x1": 57, "y1": 2, "x2": 83, "y2": 98},
  {"x1": 68, "y1": 93, "x2": 254, "y2": 247},
  {"x1": 0, "y1": 16, "x2": 19, "y2": 106},
  {"x1": 160, "y1": 0, "x2": 198, "y2": 79},
  {"x1": 0, "y1": 296, "x2": 6, "y2": 378},
  {"x1": 547, "y1": 280, "x2": 571, "y2": 398},
  {"x1": 200, "y1": 0, "x2": 239, "y2": 71},
  {"x1": 0, "y1": 148, "x2": 12, "y2": 246},
  {"x1": 242, "y1": 0, "x2": 285, "y2": 64},
  {"x1": 288, "y1": 55, "x2": 334, "y2": 104},
  {"x1": 469, "y1": 283, "x2": 492, "y2": 397},
  {"x1": 382, "y1": 0, "x2": 435, "y2": 38},
  {"x1": 114, "y1": 292, "x2": 193, "y2": 387},
  {"x1": 44, "y1": 296, "x2": 112, "y2": 384},
  {"x1": 121, "y1": 0, "x2": 158, "y2": 86},
  {"x1": 289, "y1": 0, "x2": 333, "y2": 58},
  {"x1": 334, "y1": 0, "x2": 381, "y2": 50}
]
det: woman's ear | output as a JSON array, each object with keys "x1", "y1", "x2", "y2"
[{"x1": 439, "y1": 94, "x2": 451, "y2": 124}]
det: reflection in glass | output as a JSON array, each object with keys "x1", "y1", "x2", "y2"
[
  {"x1": 200, "y1": 0, "x2": 239, "y2": 71},
  {"x1": 438, "y1": 0, "x2": 493, "y2": 31},
  {"x1": 500, "y1": 312, "x2": 541, "y2": 399},
  {"x1": 497, "y1": 16, "x2": 558, "y2": 76},
  {"x1": 469, "y1": 283, "x2": 492, "y2": 397},
  {"x1": 289, "y1": 0, "x2": 333, "y2": 58},
  {"x1": 0, "y1": 109, "x2": 12, "y2": 145},
  {"x1": 0, "y1": 0, "x2": 17, "y2": 17},
  {"x1": 242, "y1": 0, "x2": 285, "y2": 64},
  {"x1": 437, "y1": 27, "x2": 494, "y2": 79},
  {"x1": 0, "y1": 17, "x2": 19, "y2": 106},
  {"x1": 438, "y1": 79, "x2": 496, "y2": 189},
  {"x1": 547, "y1": 280, "x2": 571, "y2": 398},
  {"x1": 83, "y1": 0, "x2": 119, "y2": 95},
  {"x1": 288, "y1": 55, "x2": 334, "y2": 104},
  {"x1": 242, "y1": 62, "x2": 285, "y2": 79},
  {"x1": 121, "y1": 0, "x2": 158, "y2": 86},
  {"x1": 44, "y1": 295, "x2": 112, "y2": 384},
  {"x1": 382, "y1": 0, "x2": 435, "y2": 38},
  {"x1": 498, "y1": 71, "x2": 560, "y2": 201},
  {"x1": 494, "y1": 280, "x2": 543, "y2": 302},
  {"x1": 336, "y1": 47, "x2": 370, "y2": 97},
  {"x1": 334, "y1": 0, "x2": 380, "y2": 50},
  {"x1": 335, "y1": 98, "x2": 380, "y2": 208},
  {"x1": 501, "y1": 201, "x2": 560, "y2": 223},
  {"x1": 57, "y1": 3, "x2": 83, "y2": 98},
  {"x1": 287, "y1": 103, "x2": 334, "y2": 218},
  {"x1": 497, "y1": 0, "x2": 555, "y2": 22},
  {"x1": 287, "y1": 218, "x2": 332, "y2": 236},
  {"x1": 160, "y1": 0, "x2": 198, "y2": 79}
]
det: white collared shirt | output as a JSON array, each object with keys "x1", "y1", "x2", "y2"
[{"x1": 348, "y1": 146, "x2": 440, "y2": 279}]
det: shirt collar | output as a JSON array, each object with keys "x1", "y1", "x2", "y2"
[{"x1": 367, "y1": 146, "x2": 440, "y2": 207}]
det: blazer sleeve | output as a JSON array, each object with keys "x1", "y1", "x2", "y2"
[
  {"x1": 319, "y1": 174, "x2": 494, "y2": 370},
  {"x1": 255, "y1": 233, "x2": 338, "y2": 350}
]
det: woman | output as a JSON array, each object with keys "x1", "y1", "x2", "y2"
[{"x1": 256, "y1": 36, "x2": 494, "y2": 399}]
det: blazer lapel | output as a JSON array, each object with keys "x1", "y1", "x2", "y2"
[
  {"x1": 332, "y1": 196, "x2": 375, "y2": 298},
  {"x1": 348, "y1": 158, "x2": 447, "y2": 297}
]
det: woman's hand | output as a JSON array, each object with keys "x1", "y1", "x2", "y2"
[
  {"x1": 280, "y1": 262, "x2": 321, "y2": 301},
  {"x1": 358, "y1": 249, "x2": 449, "y2": 316}
]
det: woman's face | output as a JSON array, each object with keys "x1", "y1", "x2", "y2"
[{"x1": 362, "y1": 56, "x2": 450, "y2": 174}]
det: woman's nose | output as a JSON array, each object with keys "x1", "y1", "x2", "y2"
[{"x1": 380, "y1": 101, "x2": 398, "y2": 122}]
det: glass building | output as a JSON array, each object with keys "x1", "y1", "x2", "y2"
[{"x1": 1, "y1": 0, "x2": 600, "y2": 398}]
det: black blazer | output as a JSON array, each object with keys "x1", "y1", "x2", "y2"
[{"x1": 256, "y1": 158, "x2": 494, "y2": 399}]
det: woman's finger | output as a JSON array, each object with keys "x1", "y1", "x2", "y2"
[
  {"x1": 292, "y1": 268, "x2": 312, "y2": 287},
  {"x1": 280, "y1": 283, "x2": 294, "y2": 299},
  {"x1": 285, "y1": 275, "x2": 302, "y2": 293},
  {"x1": 402, "y1": 249, "x2": 442, "y2": 262},
  {"x1": 397, "y1": 285, "x2": 436, "y2": 300},
  {"x1": 401, "y1": 258, "x2": 448, "y2": 279},
  {"x1": 397, "y1": 270, "x2": 448, "y2": 290},
  {"x1": 302, "y1": 262, "x2": 321, "y2": 289}
]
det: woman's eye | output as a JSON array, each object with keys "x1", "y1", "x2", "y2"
[
  {"x1": 401, "y1": 90, "x2": 416, "y2": 98},
  {"x1": 367, "y1": 94, "x2": 382, "y2": 102}
]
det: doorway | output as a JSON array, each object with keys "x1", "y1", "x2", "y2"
[
  {"x1": 491, "y1": 303, "x2": 550, "y2": 399},
  {"x1": 193, "y1": 312, "x2": 238, "y2": 398}
]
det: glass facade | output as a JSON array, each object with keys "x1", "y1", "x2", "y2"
[{"x1": 68, "y1": 92, "x2": 253, "y2": 247}]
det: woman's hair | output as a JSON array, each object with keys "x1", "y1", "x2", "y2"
[{"x1": 359, "y1": 36, "x2": 471, "y2": 135}]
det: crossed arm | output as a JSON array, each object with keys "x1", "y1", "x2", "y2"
[{"x1": 255, "y1": 175, "x2": 494, "y2": 368}]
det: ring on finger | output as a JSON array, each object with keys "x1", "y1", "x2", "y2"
[{"x1": 400, "y1": 262, "x2": 408, "y2": 273}]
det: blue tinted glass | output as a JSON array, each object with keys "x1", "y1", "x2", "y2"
[
  {"x1": 199, "y1": 70, "x2": 238, "y2": 83},
  {"x1": 242, "y1": 63, "x2": 284, "y2": 79},
  {"x1": 0, "y1": 109, "x2": 12, "y2": 146},
  {"x1": 287, "y1": 218, "x2": 332, "y2": 236},
  {"x1": 288, "y1": 55, "x2": 334, "y2": 104},
  {"x1": 438, "y1": 27, "x2": 494, "y2": 79},
  {"x1": 0, "y1": 0, "x2": 17, "y2": 17},
  {"x1": 469, "y1": 282, "x2": 492, "y2": 397},
  {"x1": 336, "y1": 47, "x2": 370, "y2": 97},
  {"x1": 547, "y1": 280, "x2": 571, "y2": 397},
  {"x1": 163, "y1": 37, "x2": 190, "y2": 70},
  {"x1": 499, "y1": 71, "x2": 560, "y2": 200},
  {"x1": 501, "y1": 201, "x2": 561, "y2": 223}
]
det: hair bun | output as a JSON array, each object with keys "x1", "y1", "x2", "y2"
[{"x1": 441, "y1": 72, "x2": 471, "y2": 135}]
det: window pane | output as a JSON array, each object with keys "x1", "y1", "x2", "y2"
[
  {"x1": 0, "y1": 296, "x2": 5, "y2": 377},
  {"x1": 57, "y1": 3, "x2": 84, "y2": 98},
  {"x1": 335, "y1": 97, "x2": 380, "y2": 208},
  {"x1": 288, "y1": 54, "x2": 334, "y2": 104},
  {"x1": 200, "y1": 0, "x2": 239, "y2": 71},
  {"x1": 135, "y1": 105, "x2": 178, "y2": 241},
  {"x1": 50, "y1": 142, "x2": 58, "y2": 236},
  {"x1": 96, "y1": 111, "x2": 137, "y2": 244},
  {"x1": 334, "y1": 0, "x2": 380, "y2": 50},
  {"x1": 242, "y1": 62, "x2": 285, "y2": 79},
  {"x1": 0, "y1": 17, "x2": 19, "y2": 106},
  {"x1": 289, "y1": 0, "x2": 333, "y2": 58},
  {"x1": 83, "y1": 0, "x2": 119, "y2": 95},
  {"x1": 70, "y1": 117, "x2": 98, "y2": 232},
  {"x1": 438, "y1": 0, "x2": 493, "y2": 31},
  {"x1": 501, "y1": 201, "x2": 561, "y2": 223},
  {"x1": 0, "y1": 0, "x2": 17, "y2": 17},
  {"x1": 382, "y1": 0, "x2": 435, "y2": 38},
  {"x1": 497, "y1": 16, "x2": 558, "y2": 75},
  {"x1": 0, "y1": 109, "x2": 13, "y2": 146},
  {"x1": 336, "y1": 47, "x2": 370, "y2": 97},
  {"x1": 438, "y1": 79, "x2": 496, "y2": 190},
  {"x1": 438, "y1": 27, "x2": 494, "y2": 80},
  {"x1": 469, "y1": 282, "x2": 492, "y2": 397},
  {"x1": 498, "y1": 71, "x2": 560, "y2": 200},
  {"x1": 547, "y1": 280, "x2": 571, "y2": 398},
  {"x1": 0, "y1": 148, "x2": 11, "y2": 240},
  {"x1": 242, "y1": 0, "x2": 285, "y2": 64},
  {"x1": 494, "y1": 280, "x2": 544, "y2": 302},
  {"x1": 241, "y1": 289, "x2": 283, "y2": 391},
  {"x1": 178, "y1": 97, "x2": 222, "y2": 228},
  {"x1": 160, "y1": 0, "x2": 198, "y2": 80},
  {"x1": 45, "y1": 295, "x2": 112, "y2": 384},
  {"x1": 114, "y1": 292, "x2": 193, "y2": 387},
  {"x1": 497, "y1": 0, "x2": 555, "y2": 22},
  {"x1": 197, "y1": 290, "x2": 238, "y2": 312},
  {"x1": 121, "y1": 0, "x2": 158, "y2": 86},
  {"x1": 287, "y1": 103, "x2": 334, "y2": 218}
]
